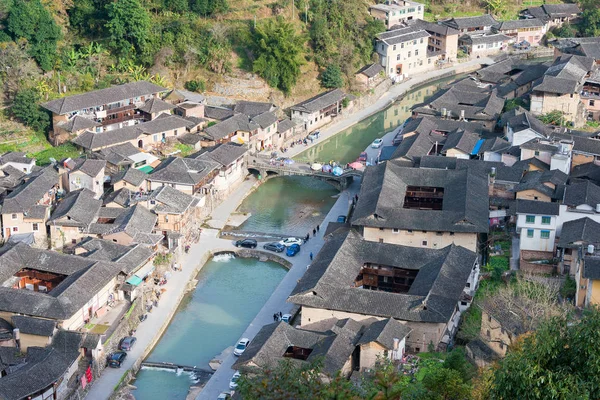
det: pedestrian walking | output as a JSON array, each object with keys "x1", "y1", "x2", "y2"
[
  {"x1": 316, "y1": 225, "x2": 320, "y2": 232},
  {"x1": 355, "y1": 194, "x2": 359, "y2": 201},
  {"x1": 305, "y1": 233, "x2": 310, "y2": 242},
  {"x1": 279, "y1": 311, "x2": 283, "y2": 319},
  {"x1": 313, "y1": 228, "x2": 316, "y2": 237},
  {"x1": 310, "y1": 252, "x2": 313, "y2": 261},
  {"x1": 273, "y1": 313, "x2": 278, "y2": 322}
]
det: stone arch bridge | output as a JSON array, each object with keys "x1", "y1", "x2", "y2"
[{"x1": 247, "y1": 158, "x2": 363, "y2": 191}]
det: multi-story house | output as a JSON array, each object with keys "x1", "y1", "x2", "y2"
[
  {"x1": 59, "y1": 158, "x2": 107, "y2": 199},
  {"x1": 352, "y1": 161, "x2": 489, "y2": 253},
  {"x1": 148, "y1": 156, "x2": 220, "y2": 195},
  {"x1": 0, "y1": 152, "x2": 36, "y2": 174},
  {"x1": 553, "y1": 37, "x2": 600, "y2": 64},
  {"x1": 530, "y1": 55, "x2": 594, "y2": 128},
  {"x1": 139, "y1": 185, "x2": 199, "y2": 249},
  {"x1": 47, "y1": 188, "x2": 102, "y2": 248},
  {"x1": 369, "y1": 0, "x2": 424, "y2": 29},
  {"x1": 188, "y1": 142, "x2": 248, "y2": 196},
  {"x1": 376, "y1": 26, "x2": 431, "y2": 80},
  {"x1": 441, "y1": 14, "x2": 498, "y2": 34},
  {"x1": 42, "y1": 81, "x2": 166, "y2": 145},
  {"x1": 493, "y1": 19, "x2": 546, "y2": 46},
  {"x1": 410, "y1": 19, "x2": 459, "y2": 62},
  {"x1": 459, "y1": 33, "x2": 510, "y2": 57},
  {"x1": 288, "y1": 229, "x2": 479, "y2": 352},
  {"x1": 1, "y1": 167, "x2": 58, "y2": 243},
  {"x1": 521, "y1": 4, "x2": 580, "y2": 30},
  {"x1": 204, "y1": 113, "x2": 260, "y2": 146},
  {"x1": 557, "y1": 217, "x2": 600, "y2": 288},
  {"x1": 515, "y1": 200, "x2": 560, "y2": 272},
  {"x1": 290, "y1": 89, "x2": 346, "y2": 131}
]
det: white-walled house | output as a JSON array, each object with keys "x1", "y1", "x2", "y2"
[
  {"x1": 0, "y1": 152, "x2": 36, "y2": 174},
  {"x1": 557, "y1": 181, "x2": 600, "y2": 235},
  {"x1": 516, "y1": 200, "x2": 560, "y2": 253}
]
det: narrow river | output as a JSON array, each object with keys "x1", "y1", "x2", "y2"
[
  {"x1": 295, "y1": 74, "x2": 462, "y2": 164},
  {"x1": 131, "y1": 74, "x2": 463, "y2": 399},
  {"x1": 132, "y1": 255, "x2": 287, "y2": 399}
]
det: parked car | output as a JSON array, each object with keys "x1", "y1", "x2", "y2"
[
  {"x1": 119, "y1": 336, "x2": 137, "y2": 351},
  {"x1": 279, "y1": 237, "x2": 303, "y2": 247},
  {"x1": 281, "y1": 314, "x2": 292, "y2": 323},
  {"x1": 358, "y1": 152, "x2": 368, "y2": 162},
  {"x1": 263, "y1": 242, "x2": 285, "y2": 253},
  {"x1": 392, "y1": 133, "x2": 404, "y2": 146},
  {"x1": 337, "y1": 215, "x2": 347, "y2": 223},
  {"x1": 286, "y1": 244, "x2": 301, "y2": 257},
  {"x1": 107, "y1": 351, "x2": 127, "y2": 368},
  {"x1": 229, "y1": 371, "x2": 241, "y2": 390},
  {"x1": 234, "y1": 338, "x2": 251, "y2": 356},
  {"x1": 235, "y1": 239, "x2": 257, "y2": 249},
  {"x1": 371, "y1": 138, "x2": 383, "y2": 148},
  {"x1": 217, "y1": 392, "x2": 231, "y2": 400}
]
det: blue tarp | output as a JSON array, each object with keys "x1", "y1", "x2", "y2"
[{"x1": 471, "y1": 139, "x2": 485, "y2": 155}]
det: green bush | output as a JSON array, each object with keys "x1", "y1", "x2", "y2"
[{"x1": 184, "y1": 79, "x2": 206, "y2": 93}]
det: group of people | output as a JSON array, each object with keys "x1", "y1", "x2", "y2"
[
  {"x1": 273, "y1": 311, "x2": 284, "y2": 322},
  {"x1": 304, "y1": 224, "x2": 320, "y2": 243}
]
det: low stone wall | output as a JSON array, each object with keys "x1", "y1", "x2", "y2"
[
  {"x1": 233, "y1": 248, "x2": 293, "y2": 269},
  {"x1": 520, "y1": 250, "x2": 556, "y2": 275}
]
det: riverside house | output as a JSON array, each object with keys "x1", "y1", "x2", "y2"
[
  {"x1": 290, "y1": 89, "x2": 346, "y2": 131},
  {"x1": 369, "y1": 0, "x2": 425, "y2": 29},
  {"x1": 288, "y1": 229, "x2": 479, "y2": 352},
  {"x1": 42, "y1": 81, "x2": 166, "y2": 145}
]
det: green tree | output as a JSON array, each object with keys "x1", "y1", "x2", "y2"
[
  {"x1": 560, "y1": 275, "x2": 576, "y2": 301},
  {"x1": 320, "y1": 64, "x2": 343, "y2": 88},
  {"x1": 252, "y1": 17, "x2": 306, "y2": 95},
  {"x1": 236, "y1": 358, "x2": 358, "y2": 400},
  {"x1": 552, "y1": 23, "x2": 577, "y2": 38},
  {"x1": 11, "y1": 88, "x2": 49, "y2": 132},
  {"x1": 581, "y1": 8, "x2": 600, "y2": 37},
  {"x1": 190, "y1": 0, "x2": 229, "y2": 16},
  {"x1": 105, "y1": 0, "x2": 151, "y2": 61},
  {"x1": 68, "y1": 0, "x2": 109, "y2": 36},
  {"x1": 422, "y1": 366, "x2": 473, "y2": 400},
  {"x1": 539, "y1": 110, "x2": 565, "y2": 125},
  {"x1": 491, "y1": 308, "x2": 600, "y2": 400},
  {"x1": 7, "y1": 0, "x2": 62, "y2": 71}
]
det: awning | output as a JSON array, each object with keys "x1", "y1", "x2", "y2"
[
  {"x1": 125, "y1": 275, "x2": 143, "y2": 286},
  {"x1": 134, "y1": 262, "x2": 156, "y2": 279}
]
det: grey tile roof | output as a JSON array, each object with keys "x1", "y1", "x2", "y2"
[
  {"x1": 512, "y1": 169, "x2": 567, "y2": 200},
  {"x1": 42, "y1": 81, "x2": 166, "y2": 115},
  {"x1": 541, "y1": 3, "x2": 580, "y2": 17},
  {"x1": 71, "y1": 158, "x2": 106, "y2": 177},
  {"x1": 377, "y1": 26, "x2": 430, "y2": 46},
  {"x1": 204, "y1": 114, "x2": 259, "y2": 141},
  {"x1": 356, "y1": 63, "x2": 384, "y2": 78},
  {"x1": 178, "y1": 133, "x2": 203, "y2": 146},
  {"x1": 355, "y1": 318, "x2": 412, "y2": 349},
  {"x1": 563, "y1": 180, "x2": 600, "y2": 207},
  {"x1": 584, "y1": 256, "x2": 600, "y2": 279},
  {"x1": 0, "y1": 152, "x2": 35, "y2": 165},
  {"x1": 441, "y1": 129, "x2": 482, "y2": 155},
  {"x1": 413, "y1": 86, "x2": 504, "y2": 122},
  {"x1": 103, "y1": 187, "x2": 132, "y2": 207},
  {"x1": 73, "y1": 115, "x2": 190, "y2": 151},
  {"x1": 2, "y1": 167, "x2": 57, "y2": 215},
  {"x1": 149, "y1": 156, "x2": 219, "y2": 185},
  {"x1": 478, "y1": 137, "x2": 511, "y2": 154},
  {"x1": 0, "y1": 165, "x2": 26, "y2": 189},
  {"x1": 89, "y1": 204, "x2": 157, "y2": 242},
  {"x1": 442, "y1": 14, "x2": 498, "y2": 30},
  {"x1": 204, "y1": 106, "x2": 234, "y2": 121},
  {"x1": 251, "y1": 111, "x2": 278, "y2": 129},
  {"x1": 150, "y1": 185, "x2": 195, "y2": 214},
  {"x1": 288, "y1": 230, "x2": 477, "y2": 323},
  {"x1": 57, "y1": 115, "x2": 100, "y2": 133},
  {"x1": 408, "y1": 19, "x2": 460, "y2": 36},
  {"x1": 515, "y1": 199, "x2": 559, "y2": 216},
  {"x1": 392, "y1": 130, "x2": 446, "y2": 161},
  {"x1": 494, "y1": 18, "x2": 544, "y2": 30},
  {"x1": 505, "y1": 110, "x2": 552, "y2": 136},
  {"x1": 112, "y1": 167, "x2": 147, "y2": 187},
  {"x1": 352, "y1": 161, "x2": 489, "y2": 233},
  {"x1": 479, "y1": 297, "x2": 530, "y2": 336},
  {"x1": 277, "y1": 118, "x2": 296, "y2": 133},
  {"x1": 138, "y1": 97, "x2": 174, "y2": 114},
  {"x1": 47, "y1": 188, "x2": 102, "y2": 227},
  {"x1": 0, "y1": 243, "x2": 125, "y2": 320},
  {"x1": 571, "y1": 162, "x2": 600, "y2": 184},
  {"x1": 11, "y1": 316, "x2": 56, "y2": 336},
  {"x1": 77, "y1": 238, "x2": 154, "y2": 275},
  {"x1": 233, "y1": 101, "x2": 276, "y2": 118},
  {"x1": 290, "y1": 89, "x2": 346, "y2": 114},
  {"x1": 533, "y1": 55, "x2": 594, "y2": 95},
  {"x1": 557, "y1": 217, "x2": 600, "y2": 248},
  {"x1": 190, "y1": 142, "x2": 247, "y2": 167}
]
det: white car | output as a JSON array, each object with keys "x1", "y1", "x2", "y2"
[
  {"x1": 229, "y1": 371, "x2": 241, "y2": 390},
  {"x1": 371, "y1": 138, "x2": 384, "y2": 148},
  {"x1": 233, "y1": 338, "x2": 250, "y2": 356},
  {"x1": 281, "y1": 314, "x2": 292, "y2": 323},
  {"x1": 217, "y1": 392, "x2": 231, "y2": 400},
  {"x1": 279, "y1": 237, "x2": 303, "y2": 247}
]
